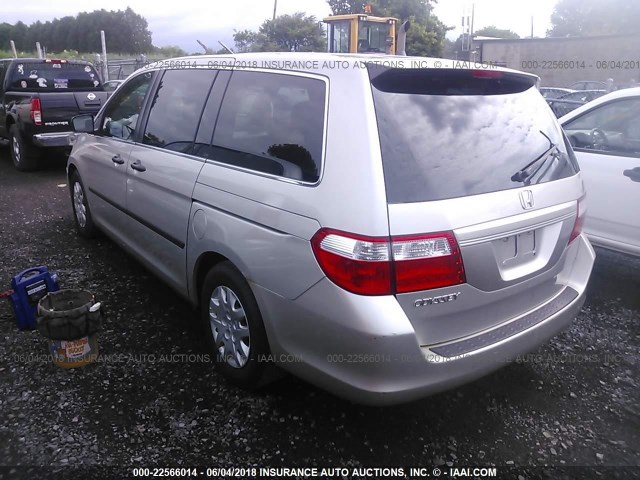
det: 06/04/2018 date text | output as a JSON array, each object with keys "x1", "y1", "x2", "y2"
[{"x1": 521, "y1": 60, "x2": 640, "y2": 70}]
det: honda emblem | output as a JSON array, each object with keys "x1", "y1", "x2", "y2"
[{"x1": 519, "y1": 190, "x2": 535, "y2": 210}]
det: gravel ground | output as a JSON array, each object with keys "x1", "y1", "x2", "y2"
[{"x1": 0, "y1": 149, "x2": 638, "y2": 479}]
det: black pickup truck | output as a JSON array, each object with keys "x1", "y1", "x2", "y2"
[{"x1": 0, "y1": 58, "x2": 108, "y2": 171}]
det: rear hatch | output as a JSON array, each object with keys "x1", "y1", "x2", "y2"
[
  {"x1": 9, "y1": 60, "x2": 107, "y2": 130},
  {"x1": 369, "y1": 65, "x2": 584, "y2": 347}
]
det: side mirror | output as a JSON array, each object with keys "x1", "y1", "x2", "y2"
[{"x1": 71, "y1": 114, "x2": 95, "y2": 133}]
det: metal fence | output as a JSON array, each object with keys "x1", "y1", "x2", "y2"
[{"x1": 94, "y1": 56, "x2": 148, "y2": 82}]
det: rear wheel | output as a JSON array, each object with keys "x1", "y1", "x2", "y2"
[
  {"x1": 9, "y1": 125, "x2": 41, "y2": 171},
  {"x1": 200, "y1": 262, "x2": 270, "y2": 389},
  {"x1": 69, "y1": 171, "x2": 97, "y2": 238}
]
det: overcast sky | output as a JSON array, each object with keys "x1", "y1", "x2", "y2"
[{"x1": 3, "y1": 0, "x2": 559, "y2": 52}]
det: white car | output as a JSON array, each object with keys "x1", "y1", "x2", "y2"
[{"x1": 561, "y1": 87, "x2": 640, "y2": 256}]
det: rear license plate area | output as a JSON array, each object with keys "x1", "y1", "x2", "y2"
[{"x1": 495, "y1": 230, "x2": 536, "y2": 265}]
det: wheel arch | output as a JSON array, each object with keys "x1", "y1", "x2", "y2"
[
  {"x1": 192, "y1": 251, "x2": 232, "y2": 306},
  {"x1": 6, "y1": 114, "x2": 16, "y2": 132},
  {"x1": 67, "y1": 162, "x2": 78, "y2": 178}
]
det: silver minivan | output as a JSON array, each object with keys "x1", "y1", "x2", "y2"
[{"x1": 68, "y1": 53, "x2": 595, "y2": 405}]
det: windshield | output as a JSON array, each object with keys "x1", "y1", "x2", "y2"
[
  {"x1": 358, "y1": 21, "x2": 389, "y2": 53},
  {"x1": 9, "y1": 62, "x2": 103, "y2": 91},
  {"x1": 369, "y1": 67, "x2": 579, "y2": 204}
]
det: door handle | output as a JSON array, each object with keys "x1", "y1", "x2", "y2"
[
  {"x1": 111, "y1": 154, "x2": 125, "y2": 165},
  {"x1": 130, "y1": 160, "x2": 146, "y2": 172},
  {"x1": 623, "y1": 167, "x2": 640, "y2": 182}
]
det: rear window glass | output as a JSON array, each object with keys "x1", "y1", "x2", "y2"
[
  {"x1": 369, "y1": 67, "x2": 579, "y2": 204},
  {"x1": 9, "y1": 62, "x2": 102, "y2": 91},
  {"x1": 211, "y1": 70, "x2": 326, "y2": 183}
]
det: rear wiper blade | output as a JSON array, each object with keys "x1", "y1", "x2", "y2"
[{"x1": 511, "y1": 131, "x2": 560, "y2": 184}]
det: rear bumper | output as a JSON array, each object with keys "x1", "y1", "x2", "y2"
[
  {"x1": 254, "y1": 234, "x2": 595, "y2": 405},
  {"x1": 33, "y1": 132, "x2": 74, "y2": 147}
]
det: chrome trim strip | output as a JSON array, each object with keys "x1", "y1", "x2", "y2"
[{"x1": 458, "y1": 212, "x2": 575, "y2": 247}]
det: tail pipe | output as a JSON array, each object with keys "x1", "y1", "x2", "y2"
[{"x1": 396, "y1": 20, "x2": 411, "y2": 56}]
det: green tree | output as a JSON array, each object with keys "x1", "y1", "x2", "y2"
[
  {"x1": 441, "y1": 37, "x2": 456, "y2": 59},
  {"x1": 10, "y1": 21, "x2": 28, "y2": 51},
  {"x1": 0, "y1": 22, "x2": 13, "y2": 51},
  {"x1": 327, "y1": 0, "x2": 366, "y2": 14},
  {"x1": 6, "y1": 8, "x2": 154, "y2": 55},
  {"x1": 474, "y1": 25, "x2": 519, "y2": 39},
  {"x1": 118, "y1": 7, "x2": 153, "y2": 53},
  {"x1": 233, "y1": 29, "x2": 264, "y2": 53},
  {"x1": 260, "y1": 13, "x2": 326, "y2": 52},
  {"x1": 234, "y1": 13, "x2": 326, "y2": 52},
  {"x1": 548, "y1": 0, "x2": 640, "y2": 36}
]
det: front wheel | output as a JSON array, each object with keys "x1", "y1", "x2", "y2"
[
  {"x1": 69, "y1": 171, "x2": 97, "y2": 238},
  {"x1": 201, "y1": 262, "x2": 270, "y2": 389},
  {"x1": 9, "y1": 125, "x2": 41, "y2": 171}
]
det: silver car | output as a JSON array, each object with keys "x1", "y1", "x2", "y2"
[{"x1": 68, "y1": 53, "x2": 595, "y2": 405}]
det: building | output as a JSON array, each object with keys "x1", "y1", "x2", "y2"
[{"x1": 473, "y1": 34, "x2": 640, "y2": 88}]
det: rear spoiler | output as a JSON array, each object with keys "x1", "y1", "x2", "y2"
[{"x1": 369, "y1": 67, "x2": 538, "y2": 95}]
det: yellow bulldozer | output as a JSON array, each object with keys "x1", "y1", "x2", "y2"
[{"x1": 324, "y1": 10, "x2": 410, "y2": 56}]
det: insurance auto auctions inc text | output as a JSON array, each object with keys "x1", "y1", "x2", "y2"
[{"x1": 196, "y1": 466, "x2": 498, "y2": 478}]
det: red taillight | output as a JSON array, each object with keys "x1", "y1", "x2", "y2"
[
  {"x1": 311, "y1": 228, "x2": 466, "y2": 296},
  {"x1": 392, "y1": 232, "x2": 466, "y2": 293},
  {"x1": 45, "y1": 59, "x2": 67, "y2": 64},
  {"x1": 569, "y1": 195, "x2": 586, "y2": 244},
  {"x1": 310, "y1": 229, "x2": 392, "y2": 295},
  {"x1": 30, "y1": 98, "x2": 42, "y2": 126}
]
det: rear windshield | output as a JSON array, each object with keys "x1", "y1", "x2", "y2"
[
  {"x1": 8, "y1": 62, "x2": 102, "y2": 91},
  {"x1": 369, "y1": 67, "x2": 579, "y2": 204}
]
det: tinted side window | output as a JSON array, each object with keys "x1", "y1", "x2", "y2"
[
  {"x1": 142, "y1": 69, "x2": 217, "y2": 154},
  {"x1": 210, "y1": 71, "x2": 326, "y2": 182},
  {"x1": 102, "y1": 72, "x2": 153, "y2": 140},
  {"x1": 193, "y1": 70, "x2": 231, "y2": 160}
]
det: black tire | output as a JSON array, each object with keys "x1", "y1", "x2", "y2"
[
  {"x1": 9, "y1": 125, "x2": 41, "y2": 171},
  {"x1": 201, "y1": 262, "x2": 270, "y2": 389},
  {"x1": 69, "y1": 171, "x2": 97, "y2": 238}
]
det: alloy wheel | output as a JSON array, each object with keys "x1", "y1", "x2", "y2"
[
  {"x1": 73, "y1": 182, "x2": 87, "y2": 228},
  {"x1": 12, "y1": 135, "x2": 21, "y2": 164}
]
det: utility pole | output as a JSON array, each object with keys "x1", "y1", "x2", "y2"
[
  {"x1": 470, "y1": 3, "x2": 475, "y2": 59},
  {"x1": 531, "y1": 16, "x2": 534, "y2": 38},
  {"x1": 101, "y1": 30, "x2": 109, "y2": 82},
  {"x1": 273, "y1": 0, "x2": 278, "y2": 21},
  {"x1": 461, "y1": 10, "x2": 468, "y2": 52}
]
